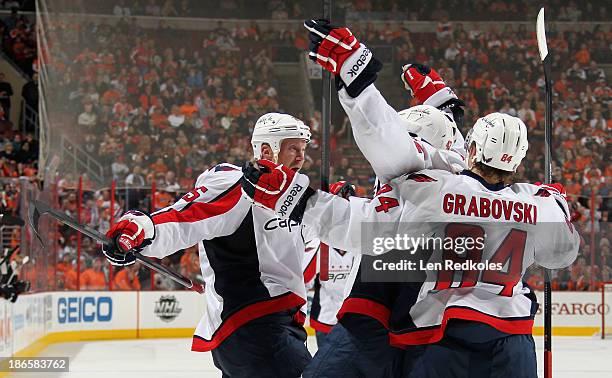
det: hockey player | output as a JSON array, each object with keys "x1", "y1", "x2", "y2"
[
  {"x1": 0, "y1": 246, "x2": 30, "y2": 303},
  {"x1": 242, "y1": 112, "x2": 579, "y2": 378},
  {"x1": 103, "y1": 112, "x2": 312, "y2": 378},
  {"x1": 302, "y1": 180, "x2": 356, "y2": 348},
  {"x1": 243, "y1": 21, "x2": 579, "y2": 378},
  {"x1": 301, "y1": 19, "x2": 468, "y2": 377}
]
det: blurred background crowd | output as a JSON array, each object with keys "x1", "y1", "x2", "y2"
[{"x1": 0, "y1": 0, "x2": 609, "y2": 292}]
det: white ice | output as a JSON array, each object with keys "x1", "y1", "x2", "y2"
[{"x1": 9, "y1": 336, "x2": 612, "y2": 378}]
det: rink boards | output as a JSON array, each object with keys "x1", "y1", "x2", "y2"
[{"x1": 0, "y1": 290, "x2": 608, "y2": 359}]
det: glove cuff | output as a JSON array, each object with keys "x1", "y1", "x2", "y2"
[
  {"x1": 423, "y1": 87, "x2": 459, "y2": 108},
  {"x1": 338, "y1": 44, "x2": 383, "y2": 98},
  {"x1": 289, "y1": 186, "x2": 316, "y2": 224},
  {"x1": 438, "y1": 98, "x2": 466, "y2": 129},
  {"x1": 274, "y1": 172, "x2": 311, "y2": 217},
  {"x1": 119, "y1": 210, "x2": 156, "y2": 242}
]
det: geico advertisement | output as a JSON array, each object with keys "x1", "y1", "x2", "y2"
[
  {"x1": 139, "y1": 291, "x2": 203, "y2": 329},
  {"x1": 533, "y1": 291, "x2": 605, "y2": 327},
  {"x1": 52, "y1": 292, "x2": 137, "y2": 331}
]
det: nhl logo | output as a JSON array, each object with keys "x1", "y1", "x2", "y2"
[{"x1": 154, "y1": 295, "x2": 182, "y2": 323}]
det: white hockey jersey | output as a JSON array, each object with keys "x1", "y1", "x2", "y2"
[
  {"x1": 301, "y1": 168, "x2": 579, "y2": 346},
  {"x1": 336, "y1": 83, "x2": 468, "y2": 327},
  {"x1": 141, "y1": 163, "x2": 306, "y2": 352},
  {"x1": 302, "y1": 227, "x2": 355, "y2": 333}
]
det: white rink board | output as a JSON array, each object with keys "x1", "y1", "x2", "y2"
[
  {"x1": 11, "y1": 293, "x2": 50, "y2": 354},
  {"x1": 138, "y1": 291, "x2": 203, "y2": 329}
]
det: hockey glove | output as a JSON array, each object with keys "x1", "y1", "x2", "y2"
[
  {"x1": 329, "y1": 180, "x2": 356, "y2": 199},
  {"x1": 401, "y1": 63, "x2": 465, "y2": 128},
  {"x1": 103, "y1": 210, "x2": 155, "y2": 266},
  {"x1": 401, "y1": 63, "x2": 457, "y2": 105},
  {"x1": 241, "y1": 159, "x2": 314, "y2": 219},
  {"x1": 304, "y1": 19, "x2": 382, "y2": 97}
]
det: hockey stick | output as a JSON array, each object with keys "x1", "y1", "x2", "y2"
[
  {"x1": 537, "y1": 8, "x2": 553, "y2": 378},
  {"x1": 0, "y1": 246, "x2": 20, "y2": 266},
  {"x1": 319, "y1": 0, "x2": 333, "y2": 281},
  {"x1": 6, "y1": 256, "x2": 29, "y2": 284},
  {"x1": 28, "y1": 200, "x2": 204, "y2": 294}
]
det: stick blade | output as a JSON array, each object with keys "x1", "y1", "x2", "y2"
[
  {"x1": 27, "y1": 201, "x2": 45, "y2": 247},
  {"x1": 536, "y1": 8, "x2": 548, "y2": 61}
]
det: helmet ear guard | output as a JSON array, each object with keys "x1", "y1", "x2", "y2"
[
  {"x1": 466, "y1": 113, "x2": 528, "y2": 172},
  {"x1": 251, "y1": 113, "x2": 311, "y2": 162}
]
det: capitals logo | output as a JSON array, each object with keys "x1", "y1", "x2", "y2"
[{"x1": 154, "y1": 295, "x2": 182, "y2": 323}]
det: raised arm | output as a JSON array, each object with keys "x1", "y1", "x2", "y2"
[{"x1": 338, "y1": 85, "x2": 428, "y2": 182}]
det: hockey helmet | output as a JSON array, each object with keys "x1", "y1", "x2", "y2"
[
  {"x1": 251, "y1": 113, "x2": 311, "y2": 161},
  {"x1": 465, "y1": 112, "x2": 528, "y2": 172},
  {"x1": 398, "y1": 105, "x2": 457, "y2": 150}
]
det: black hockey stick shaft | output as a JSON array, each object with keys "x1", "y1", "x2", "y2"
[
  {"x1": 319, "y1": 0, "x2": 333, "y2": 281},
  {"x1": 29, "y1": 200, "x2": 204, "y2": 293},
  {"x1": 537, "y1": 8, "x2": 553, "y2": 378}
]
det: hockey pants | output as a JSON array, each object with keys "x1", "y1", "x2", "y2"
[
  {"x1": 303, "y1": 314, "x2": 403, "y2": 378},
  {"x1": 211, "y1": 310, "x2": 311, "y2": 378},
  {"x1": 402, "y1": 330, "x2": 537, "y2": 378}
]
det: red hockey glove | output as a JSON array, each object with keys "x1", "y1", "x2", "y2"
[
  {"x1": 103, "y1": 210, "x2": 155, "y2": 266},
  {"x1": 401, "y1": 63, "x2": 458, "y2": 107},
  {"x1": 241, "y1": 160, "x2": 312, "y2": 218},
  {"x1": 329, "y1": 180, "x2": 356, "y2": 199},
  {"x1": 304, "y1": 19, "x2": 382, "y2": 97}
]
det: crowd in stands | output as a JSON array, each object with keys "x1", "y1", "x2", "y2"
[
  {"x1": 341, "y1": 0, "x2": 609, "y2": 22},
  {"x1": 1, "y1": 1, "x2": 609, "y2": 291},
  {"x1": 0, "y1": 8, "x2": 35, "y2": 76},
  {"x1": 47, "y1": 0, "x2": 609, "y2": 23}
]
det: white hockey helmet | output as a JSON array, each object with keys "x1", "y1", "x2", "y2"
[
  {"x1": 465, "y1": 112, "x2": 528, "y2": 172},
  {"x1": 251, "y1": 112, "x2": 311, "y2": 160},
  {"x1": 397, "y1": 105, "x2": 457, "y2": 150}
]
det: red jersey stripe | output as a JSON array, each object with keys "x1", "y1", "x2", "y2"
[
  {"x1": 303, "y1": 252, "x2": 318, "y2": 283},
  {"x1": 336, "y1": 297, "x2": 391, "y2": 329},
  {"x1": 310, "y1": 318, "x2": 333, "y2": 334},
  {"x1": 191, "y1": 292, "x2": 305, "y2": 352},
  {"x1": 389, "y1": 306, "x2": 534, "y2": 347},
  {"x1": 153, "y1": 185, "x2": 242, "y2": 225}
]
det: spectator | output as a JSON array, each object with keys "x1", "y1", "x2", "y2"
[
  {"x1": 125, "y1": 165, "x2": 146, "y2": 187},
  {"x1": 111, "y1": 155, "x2": 130, "y2": 181},
  {"x1": 0, "y1": 73, "x2": 13, "y2": 121},
  {"x1": 114, "y1": 264, "x2": 141, "y2": 290},
  {"x1": 79, "y1": 257, "x2": 107, "y2": 290},
  {"x1": 163, "y1": 170, "x2": 181, "y2": 192},
  {"x1": 112, "y1": 0, "x2": 131, "y2": 17},
  {"x1": 78, "y1": 102, "x2": 98, "y2": 130}
]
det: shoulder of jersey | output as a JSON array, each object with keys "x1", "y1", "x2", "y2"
[
  {"x1": 511, "y1": 182, "x2": 563, "y2": 201},
  {"x1": 195, "y1": 163, "x2": 243, "y2": 191}
]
